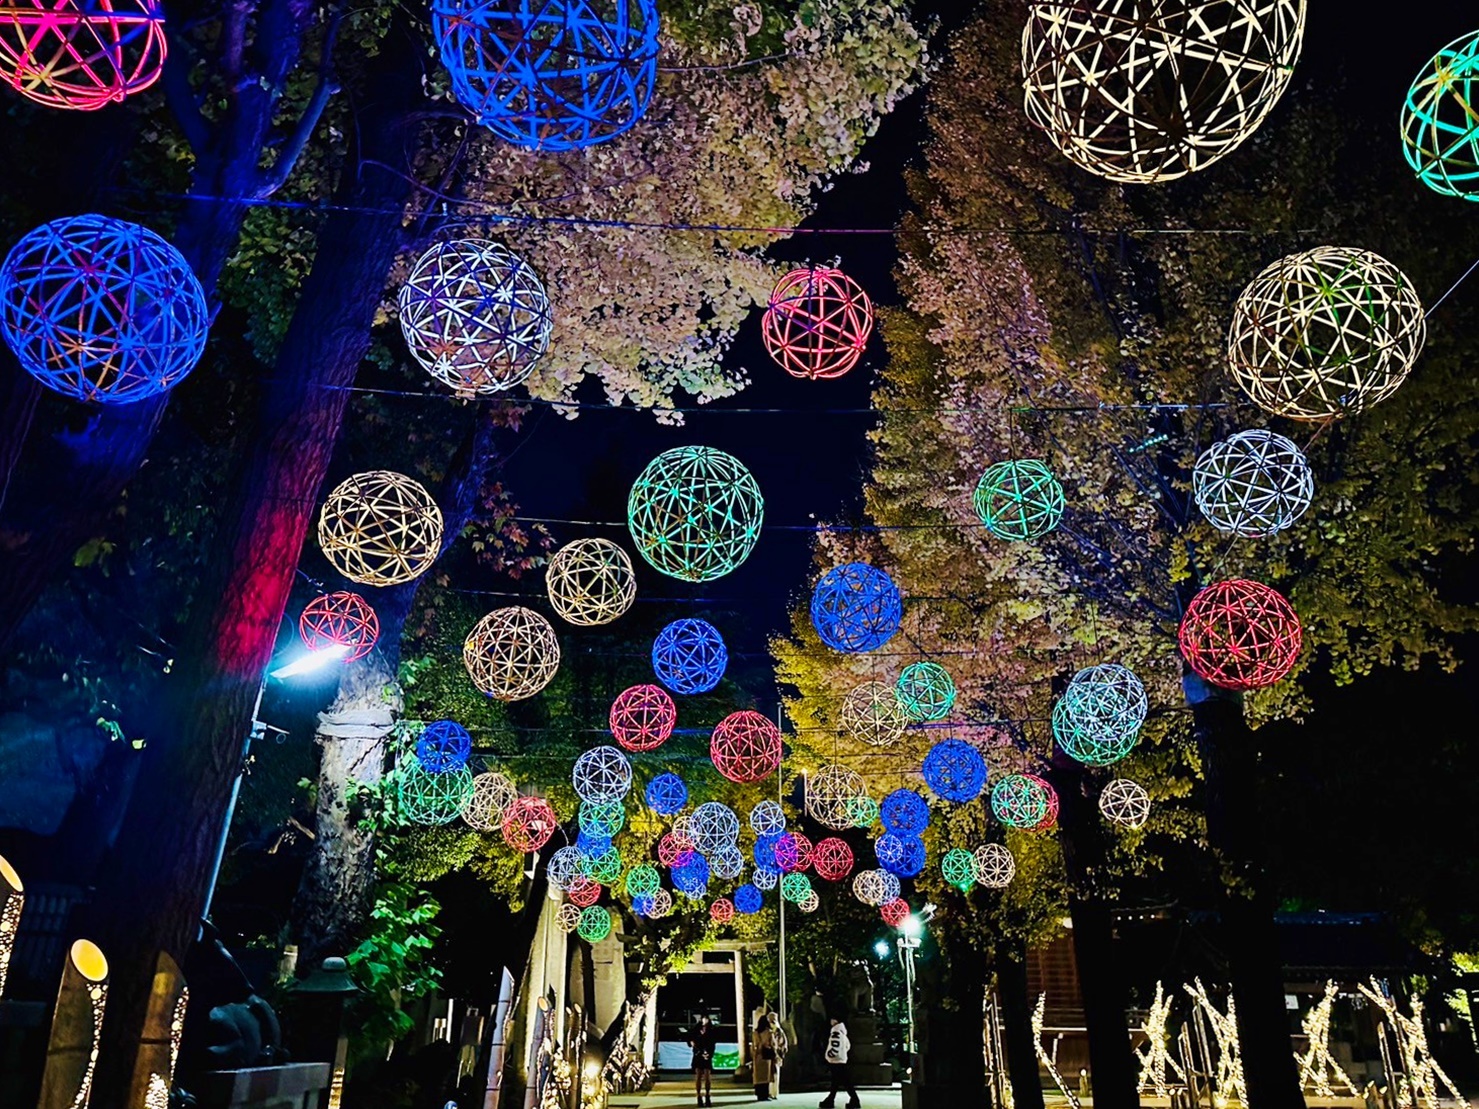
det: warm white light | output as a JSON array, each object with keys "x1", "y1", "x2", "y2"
[{"x1": 270, "y1": 643, "x2": 350, "y2": 679}]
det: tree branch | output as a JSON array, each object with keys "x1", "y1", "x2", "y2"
[
  {"x1": 161, "y1": 30, "x2": 210, "y2": 152},
  {"x1": 255, "y1": 8, "x2": 342, "y2": 198}
]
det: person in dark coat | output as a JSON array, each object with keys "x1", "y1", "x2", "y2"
[{"x1": 688, "y1": 1014, "x2": 717, "y2": 1107}]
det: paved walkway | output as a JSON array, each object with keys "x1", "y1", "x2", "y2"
[{"x1": 610, "y1": 1080, "x2": 901, "y2": 1109}]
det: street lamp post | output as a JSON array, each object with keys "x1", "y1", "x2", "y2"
[{"x1": 897, "y1": 923, "x2": 921, "y2": 1056}]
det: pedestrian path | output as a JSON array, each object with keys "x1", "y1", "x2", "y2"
[{"x1": 610, "y1": 1079, "x2": 902, "y2": 1109}]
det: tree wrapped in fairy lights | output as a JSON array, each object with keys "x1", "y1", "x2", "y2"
[
  {"x1": 627, "y1": 446, "x2": 764, "y2": 581},
  {"x1": 0, "y1": 0, "x2": 167, "y2": 110},
  {"x1": 298, "y1": 591, "x2": 380, "y2": 662},
  {"x1": 760, "y1": 265, "x2": 874, "y2": 380},
  {"x1": 1402, "y1": 30, "x2": 1479, "y2": 202},
  {"x1": 431, "y1": 0, "x2": 660, "y2": 152},
  {"x1": 810, "y1": 562, "x2": 902, "y2": 652},
  {"x1": 1179, "y1": 579, "x2": 1302, "y2": 691},
  {"x1": 0, "y1": 214, "x2": 207, "y2": 403}
]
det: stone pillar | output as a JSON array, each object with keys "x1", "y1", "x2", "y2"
[{"x1": 734, "y1": 950, "x2": 747, "y2": 1068}]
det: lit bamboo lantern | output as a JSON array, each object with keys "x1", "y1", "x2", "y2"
[{"x1": 38, "y1": 939, "x2": 109, "y2": 1109}]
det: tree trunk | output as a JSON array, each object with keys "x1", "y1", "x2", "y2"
[
  {"x1": 83, "y1": 39, "x2": 422, "y2": 1105},
  {"x1": 917, "y1": 930, "x2": 988, "y2": 1109},
  {"x1": 996, "y1": 942, "x2": 1046, "y2": 1109},
  {"x1": 1186, "y1": 677, "x2": 1304, "y2": 1109}
]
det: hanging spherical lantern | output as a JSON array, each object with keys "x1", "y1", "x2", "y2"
[
  {"x1": 710, "y1": 898, "x2": 735, "y2": 924},
  {"x1": 1402, "y1": 30, "x2": 1479, "y2": 202},
  {"x1": 991, "y1": 775, "x2": 1050, "y2": 830},
  {"x1": 576, "y1": 905, "x2": 612, "y2": 942},
  {"x1": 462, "y1": 771, "x2": 518, "y2": 832},
  {"x1": 568, "y1": 876, "x2": 603, "y2": 908},
  {"x1": 398, "y1": 763, "x2": 475, "y2": 825},
  {"x1": 734, "y1": 884, "x2": 764, "y2": 914},
  {"x1": 576, "y1": 830, "x2": 611, "y2": 858},
  {"x1": 644, "y1": 772, "x2": 687, "y2": 816},
  {"x1": 710, "y1": 710, "x2": 782, "y2": 783},
  {"x1": 431, "y1": 0, "x2": 659, "y2": 151},
  {"x1": 896, "y1": 661, "x2": 956, "y2": 722},
  {"x1": 581, "y1": 845, "x2": 624, "y2": 885},
  {"x1": 852, "y1": 868, "x2": 898, "y2": 907},
  {"x1": 548, "y1": 847, "x2": 586, "y2": 891},
  {"x1": 646, "y1": 888, "x2": 673, "y2": 918},
  {"x1": 651, "y1": 617, "x2": 728, "y2": 694},
  {"x1": 319, "y1": 471, "x2": 445, "y2": 587},
  {"x1": 625, "y1": 864, "x2": 661, "y2": 898},
  {"x1": 1179, "y1": 578, "x2": 1302, "y2": 690},
  {"x1": 879, "y1": 834, "x2": 926, "y2": 878},
  {"x1": 572, "y1": 745, "x2": 632, "y2": 803},
  {"x1": 749, "y1": 800, "x2": 786, "y2": 838},
  {"x1": 463, "y1": 606, "x2": 561, "y2": 701},
  {"x1": 689, "y1": 802, "x2": 741, "y2": 855},
  {"x1": 1227, "y1": 247, "x2": 1426, "y2": 421},
  {"x1": 0, "y1": 214, "x2": 207, "y2": 403},
  {"x1": 501, "y1": 795, "x2": 558, "y2": 853},
  {"x1": 609, "y1": 684, "x2": 677, "y2": 752},
  {"x1": 627, "y1": 446, "x2": 764, "y2": 582},
  {"x1": 780, "y1": 871, "x2": 813, "y2": 904},
  {"x1": 671, "y1": 854, "x2": 710, "y2": 897},
  {"x1": 839, "y1": 681, "x2": 909, "y2": 748},
  {"x1": 709, "y1": 845, "x2": 744, "y2": 881},
  {"x1": 1193, "y1": 429, "x2": 1314, "y2": 538},
  {"x1": 847, "y1": 794, "x2": 880, "y2": 829},
  {"x1": 941, "y1": 848, "x2": 976, "y2": 892},
  {"x1": 921, "y1": 739, "x2": 988, "y2": 803},
  {"x1": 546, "y1": 537, "x2": 637, "y2": 626},
  {"x1": 880, "y1": 898, "x2": 910, "y2": 928},
  {"x1": 811, "y1": 838, "x2": 854, "y2": 882},
  {"x1": 810, "y1": 562, "x2": 903, "y2": 653},
  {"x1": 398, "y1": 239, "x2": 551, "y2": 395},
  {"x1": 752, "y1": 866, "x2": 779, "y2": 891},
  {"x1": 631, "y1": 893, "x2": 655, "y2": 917},
  {"x1": 578, "y1": 799, "x2": 625, "y2": 838},
  {"x1": 1024, "y1": 774, "x2": 1060, "y2": 831},
  {"x1": 880, "y1": 788, "x2": 930, "y2": 836},
  {"x1": 973, "y1": 843, "x2": 1016, "y2": 889},
  {"x1": 973, "y1": 459, "x2": 1065, "y2": 541},
  {"x1": 806, "y1": 764, "x2": 869, "y2": 830},
  {"x1": 298, "y1": 591, "x2": 380, "y2": 662},
  {"x1": 556, "y1": 903, "x2": 583, "y2": 933},
  {"x1": 1021, "y1": 0, "x2": 1306, "y2": 183},
  {"x1": 1051, "y1": 663, "x2": 1147, "y2": 767},
  {"x1": 415, "y1": 720, "x2": 473, "y2": 774},
  {"x1": 1099, "y1": 778, "x2": 1151, "y2": 828},
  {"x1": 760, "y1": 266, "x2": 874, "y2": 380},
  {"x1": 754, "y1": 835, "x2": 782, "y2": 870},
  {"x1": 0, "y1": 0, "x2": 167, "y2": 110},
  {"x1": 657, "y1": 831, "x2": 695, "y2": 869},
  {"x1": 774, "y1": 832, "x2": 813, "y2": 874},
  {"x1": 798, "y1": 889, "x2": 821, "y2": 913}
]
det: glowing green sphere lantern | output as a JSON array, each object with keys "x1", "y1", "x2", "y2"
[
  {"x1": 398, "y1": 763, "x2": 475, "y2": 825},
  {"x1": 576, "y1": 906, "x2": 612, "y2": 942},
  {"x1": 627, "y1": 446, "x2": 763, "y2": 582},
  {"x1": 991, "y1": 774, "x2": 1051, "y2": 830},
  {"x1": 1051, "y1": 663, "x2": 1147, "y2": 767},
  {"x1": 780, "y1": 871, "x2": 813, "y2": 904},
  {"x1": 896, "y1": 661, "x2": 956, "y2": 722},
  {"x1": 941, "y1": 848, "x2": 976, "y2": 892},
  {"x1": 1402, "y1": 30, "x2": 1479, "y2": 202},
  {"x1": 625, "y1": 863, "x2": 661, "y2": 898},
  {"x1": 973, "y1": 460, "x2": 1065, "y2": 540}
]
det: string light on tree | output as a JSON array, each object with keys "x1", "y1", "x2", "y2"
[
  {"x1": 319, "y1": 471, "x2": 444, "y2": 586},
  {"x1": 0, "y1": 214, "x2": 207, "y2": 403},
  {"x1": 973, "y1": 459, "x2": 1065, "y2": 540},
  {"x1": 651, "y1": 618, "x2": 728, "y2": 693},
  {"x1": 1227, "y1": 247, "x2": 1426, "y2": 421},
  {"x1": 1193, "y1": 430, "x2": 1314, "y2": 537},
  {"x1": 609, "y1": 684, "x2": 676, "y2": 752},
  {"x1": 1021, "y1": 0, "x2": 1307, "y2": 183},
  {"x1": 398, "y1": 763, "x2": 475, "y2": 825},
  {"x1": 810, "y1": 562, "x2": 903, "y2": 652},
  {"x1": 1402, "y1": 30, "x2": 1479, "y2": 202},
  {"x1": 807, "y1": 764, "x2": 869, "y2": 829},
  {"x1": 811, "y1": 838, "x2": 854, "y2": 881},
  {"x1": 627, "y1": 446, "x2": 764, "y2": 582},
  {"x1": 462, "y1": 771, "x2": 518, "y2": 832},
  {"x1": 463, "y1": 606, "x2": 561, "y2": 700},
  {"x1": 298, "y1": 591, "x2": 380, "y2": 662},
  {"x1": 991, "y1": 774, "x2": 1051, "y2": 830},
  {"x1": 501, "y1": 795, "x2": 558, "y2": 853},
  {"x1": 840, "y1": 681, "x2": 909, "y2": 747},
  {"x1": 1099, "y1": 778, "x2": 1151, "y2": 828},
  {"x1": 415, "y1": 721, "x2": 473, "y2": 773},
  {"x1": 921, "y1": 739, "x2": 988, "y2": 802},
  {"x1": 1051, "y1": 664, "x2": 1147, "y2": 767},
  {"x1": 760, "y1": 266, "x2": 874, "y2": 380},
  {"x1": 896, "y1": 661, "x2": 956, "y2": 722},
  {"x1": 0, "y1": 0, "x2": 165, "y2": 109},
  {"x1": 941, "y1": 848, "x2": 976, "y2": 892},
  {"x1": 972, "y1": 843, "x2": 1016, "y2": 888},
  {"x1": 645, "y1": 773, "x2": 688, "y2": 815},
  {"x1": 880, "y1": 788, "x2": 930, "y2": 835},
  {"x1": 710, "y1": 710, "x2": 782, "y2": 783},
  {"x1": 1179, "y1": 578, "x2": 1302, "y2": 690}
]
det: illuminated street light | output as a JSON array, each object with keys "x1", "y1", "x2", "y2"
[{"x1": 874, "y1": 939, "x2": 891, "y2": 958}]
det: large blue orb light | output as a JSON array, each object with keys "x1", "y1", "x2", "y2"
[
  {"x1": 644, "y1": 771, "x2": 688, "y2": 815},
  {"x1": 431, "y1": 0, "x2": 660, "y2": 152},
  {"x1": 880, "y1": 788, "x2": 930, "y2": 835},
  {"x1": 734, "y1": 883, "x2": 763, "y2": 914},
  {"x1": 652, "y1": 618, "x2": 728, "y2": 694},
  {"x1": 922, "y1": 739, "x2": 988, "y2": 803},
  {"x1": 415, "y1": 720, "x2": 472, "y2": 773},
  {"x1": 876, "y1": 834, "x2": 925, "y2": 878},
  {"x1": 810, "y1": 562, "x2": 902, "y2": 653},
  {"x1": 672, "y1": 853, "x2": 710, "y2": 896}
]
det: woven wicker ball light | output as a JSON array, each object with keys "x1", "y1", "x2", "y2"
[
  {"x1": 1025, "y1": 773, "x2": 1061, "y2": 831},
  {"x1": 1051, "y1": 663, "x2": 1148, "y2": 767},
  {"x1": 812, "y1": 837, "x2": 854, "y2": 882},
  {"x1": 651, "y1": 617, "x2": 727, "y2": 694},
  {"x1": 760, "y1": 265, "x2": 874, "y2": 380},
  {"x1": 921, "y1": 739, "x2": 988, "y2": 802},
  {"x1": 1402, "y1": 30, "x2": 1479, "y2": 202},
  {"x1": 501, "y1": 795, "x2": 558, "y2": 853},
  {"x1": 627, "y1": 446, "x2": 764, "y2": 582},
  {"x1": 298, "y1": 591, "x2": 380, "y2": 662},
  {"x1": 609, "y1": 684, "x2": 676, "y2": 752},
  {"x1": 810, "y1": 562, "x2": 902, "y2": 653},
  {"x1": 0, "y1": 214, "x2": 207, "y2": 403},
  {"x1": 840, "y1": 681, "x2": 909, "y2": 748},
  {"x1": 399, "y1": 239, "x2": 551, "y2": 396},
  {"x1": 1179, "y1": 578, "x2": 1302, "y2": 690},
  {"x1": 774, "y1": 831, "x2": 813, "y2": 874},
  {"x1": 1099, "y1": 777, "x2": 1152, "y2": 827},
  {"x1": 645, "y1": 888, "x2": 673, "y2": 918},
  {"x1": 462, "y1": 771, "x2": 519, "y2": 832},
  {"x1": 546, "y1": 537, "x2": 636, "y2": 626},
  {"x1": 710, "y1": 710, "x2": 782, "y2": 783},
  {"x1": 463, "y1": 606, "x2": 560, "y2": 701},
  {"x1": 319, "y1": 471, "x2": 444, "y2": 587},
  {"x1": 657, "y1": 831, "x2": 695, "y2": 869},
  {"x1": 1021, "y1": 0, "x2": 1307, "y2": 183},
  {"x1": 415, "y1": 720, "x2": 473, "y2": 774},
  {"x1": 806, "y1": 764, "x2": 869, "y2": 830},
  {"x1": 880, "y1": 898, "x2": 910, "y2": 928},
  {"x1": 896, "y1": 661, "x2": 956, "y2": 722},
  {"x1": 398, "y1": 763, "x2": 475, "y2": 826},
  {"x1": 941, "y1": 848, "x2": 976, "y2": 892},
  {"x1": 973, "y1": 843, "x2": 1016, "y2": 889},
  {"x1": 0, "y1": 0, "x2": 166, "y2": 110},
  {"x1": 555, "y1": 903, "x2": 583, "y2": 933},
  {"x1": 1227, "y1": 247, "x2": 1426, "y2": 421},
  {"x1": 1193, "y1": 429, "x2": 1313, "y2": 538},
  {"x1": 578, "y1": 798, "x2": 625, "y2": 838},
  {"x1": 974, "y1": 459, "x2": 1065, "y2": 541},
  {"x1": 709, "y1": 845, "x2": 744, "y2": 880}
]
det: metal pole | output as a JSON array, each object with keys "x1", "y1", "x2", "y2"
[
  {"x1": 776, "y1": 703, "x2": 787, "y2": 1026},
  {"x1": 202, "y1": 675, "x2": 267, "y2": 923}
]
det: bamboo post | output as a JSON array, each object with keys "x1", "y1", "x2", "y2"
[{"x1": 37, "y1": 939, "x2": 109, "y2": 1109}]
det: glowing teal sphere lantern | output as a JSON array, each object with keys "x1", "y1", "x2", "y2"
[
  {"x1": 1051, "y1": 664, "x2": 1147, "y2": 767},
  {"x1": 896, "y1": 661, "x2": 956, "y2": 722},
  {"x1": 973, "y1": 459, "x2": 1065, "y2": 540},
  {"x1": 941, "y1": 848, "x2": 976, "y2": 892},
  {"x1": 1402, "y1": 31, "x2": 1479, "y2": 202},
  {"x1": 397, "y1": 763, "x2": 475, "y2": 825},
  {"x1": 627, "y1": 446, "x2": 763, "y2": 582}
]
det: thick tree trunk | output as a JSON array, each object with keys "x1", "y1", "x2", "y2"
[
  {"x1": 1187, "y1": 678, "x2": 1304, "y2": 1109},
  {"x1": 83, "y1": 41, "x2": 422, "y2": 1105},
  {"x1": 917, "y1": 930, "x2": 988, "y2": 1108},
  {"x1": 996, "y1": 943, "x2": 1046, "y2": 1109}
]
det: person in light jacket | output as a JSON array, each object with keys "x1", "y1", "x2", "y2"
[
  {"x1": 818, "y1": 1014, "x2": 860, "y2": 1109},
  {"x1": 753, "y1": 1013, "x2": 776, "y2": 1100},
  {"x1": 767, "y1": 1012, "x2": 788, "y2": 1100}
]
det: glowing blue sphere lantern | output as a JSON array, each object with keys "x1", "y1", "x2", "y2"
[
  {"x1": 652, "y1": 618, "x2": 728, "y2": 693},
  {"x1": 734, "y1": 883, "x2": 763, "y2": 914},
  {"x1": 415, "y1": 720, "x2": 472, "y2": 773},
  {"x1": 875, "y1": 834, "x2": 925, "y2": 878},
  {"x1": 921, "y1": 739, "x2": 988, "y2": 802},
  {"x1": 432, "y1": 0, "x2": 660, "y2": 152},
  {"x1": 644, "y1": 772, "x2": 688, "y2": 815},
  {"x1": 810, "y1": 562, "x2": 902, "y2": 653},
  {"x1": 879, "y1": 788, "x2": 930, "y2": 835}
]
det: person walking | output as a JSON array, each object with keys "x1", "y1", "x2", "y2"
[
  {"x1": 753, "y1": 1013, "x2": 776, "y2": 1101},
  {"x1": 818, "y1": 1014, "x2": 860, "y2": 1109},
  {"x1": 689, "y1": 1014, "x2": 717, "y2": 1107},
  {"x1": 767, "y1": 1011, "x2": 788, "y2": 1100}
]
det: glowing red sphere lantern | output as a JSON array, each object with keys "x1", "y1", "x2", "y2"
[
  {"x1": 880, "y1": 898, "x2": 910, "y2": 928},
  {"x1": 566, "y1": 876, "x2": 602, "y2": 907},
  {"x1": 0, "y1": 0, "x2": 167, "y2": 110},
  {"x1": 710, "y1": 710, "x2": 783, "y2": 783},
  {"x1": 501, "y1": 795, "x2": 557, "y2": 853},
  {"x1": 710, "y1": 898, "x2": 735, "y2": 924},
  {"x1": 298, "y1": 591, "x2": 380, "y2": 662},
  {"x1": 658, "y1": 831, "x2": 695, "y2": 869},
  {"x1": 811, "y1": 837, "x2": 854, "y2": 881},
  {"x1": 760, "y1": 266, "x2": 873, "y2": 380},
  {"x1": 774, "y1": 831, "x2": 813, "y2": 873},
  {"x1": 609, "y1": 683, "x2": 677, "y2": 752},
  {"x1": 1179, "y1": 578, "x2": 1302, "y2": 691},
  {"x1": 1023, "y1": 773, "x2": 1060, "y2": 832}
]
